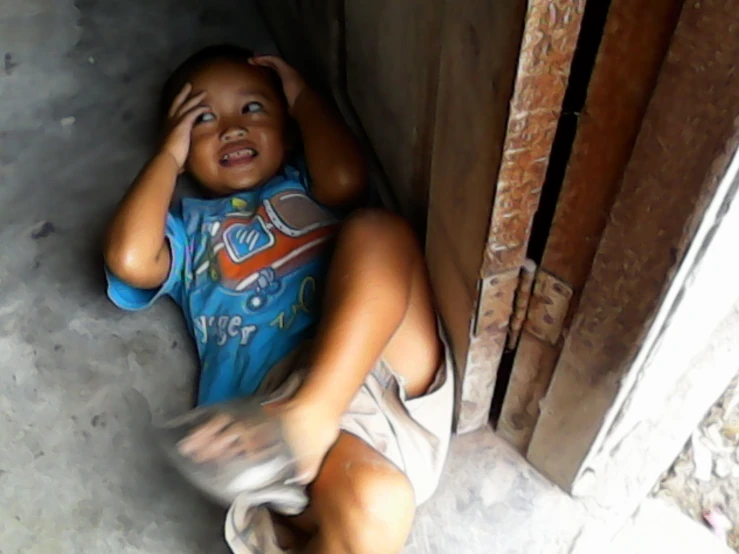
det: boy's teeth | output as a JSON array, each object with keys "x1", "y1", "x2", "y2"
[{"x1": 222, "y1": 148, "x2": 256, "y2": 161}]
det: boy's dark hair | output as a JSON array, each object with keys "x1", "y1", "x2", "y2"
[{"x1": 159, "y1": 44, "x2": 284, "y2": 124}]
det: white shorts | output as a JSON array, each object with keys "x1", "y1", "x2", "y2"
[
  {"x1": 257, "y1": 333, "x2": 455, "y2": 506},
  {"x1": 224, "y1": 332, "x2": 455, "y2": 553}
]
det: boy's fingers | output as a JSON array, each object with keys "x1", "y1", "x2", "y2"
[
  {"x1": 178, "y1": 413, "x2": 234, "y2": 454},
  {"x1": 240, "y1": 422, "x2": 276, "y2": 450},
  {"x1": 249, "y1": 55, "x2": 275, "y2": 64},
  {"x1": 178, "y1": 105, "x2": 209, "y2": 127},
  {"x1": 250, "y1": 55, "x2": 284, "y2": 71},
  {"x1": 177, "y1": 412, "x2": 285, "y2": 464},
  {"x1": 168, "y1": 83, "x2": 193, "y2": 117},
  {"x1": 216, "y1": 443, "x2": 245, "y2": 462},
  {"x1": 190, "y1": 427, "x2": 245, "y2": 462},
  {"x1": 230, "y1": 423, "x2": 264, "y2": 451},
  {"x1": 174, "y1": 91, "x2": 207, "y2": 120}
]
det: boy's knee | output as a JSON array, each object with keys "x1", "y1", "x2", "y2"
[
  {"x1": 349, "y1": 462, "x2": 415, "y2": 520},
  {"x1": 315, "y1": 461, "x2": 415, "y2": 554},
  {"x1": 346, "y1": 466, "x2": 415, "y2": 554},
  {"x1": 341, "y1": 209, "x2": 416, "y2": 247}
]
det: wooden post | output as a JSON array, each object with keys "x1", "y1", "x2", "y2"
[{"x1": 428, "y1": 0, "x2": 586, "y2": 432}]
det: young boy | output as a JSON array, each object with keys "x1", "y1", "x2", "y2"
[{"x1": 103, "y1": 45, "x2": 453, "y2": 554}]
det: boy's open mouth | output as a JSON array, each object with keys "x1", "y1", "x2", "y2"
[{"x1": 219, "y1": 147, "x2": 258, "y2": 167}]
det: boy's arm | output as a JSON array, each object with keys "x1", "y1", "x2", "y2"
[
  {"x1": 103, "y1": 152, "x2": 178, "y2": 289},
  {"x1": 251, "y1": 56, "x2": 367, "y2": 208},
  {"x1": 290, "y1": 87, "x2": 367, "y2": 208},
  {"x1": 104, "y1": 84, "x2": 208, "y2": 289}
]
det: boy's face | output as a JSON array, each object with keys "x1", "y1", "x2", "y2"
[{"x1": 185, "y1": 60, "x2": 288, "y2": 195}]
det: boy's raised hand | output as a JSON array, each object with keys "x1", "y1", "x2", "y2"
[
  {"x1": 249, "y1": 56, "x2": 307, "y2": 113},
  {"x1": 161, "y1": 83, "x2": 209, "y2": 170}
]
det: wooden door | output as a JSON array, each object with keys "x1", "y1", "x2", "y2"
[
  {"x1": 261, "y1": 1, "x2": 739, "y2": 512},
  {"x1": 258, "y1": 0, "x2": 585, "y2": 433},
  {"x1": 524, "y1": 0, "x2": 739, "y2": 491},
  {"x1": 427, "y1": 0, "x2": 585, "y2": 432},
  {"x1": 496, "y1": 0, "x2": 684, "y2": 453}
]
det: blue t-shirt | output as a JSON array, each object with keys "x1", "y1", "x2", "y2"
[{"x1": 106, "y1": 165, "x2": 339, "y2": 405}]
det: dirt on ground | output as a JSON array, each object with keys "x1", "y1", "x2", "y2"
[{"x1": 654, "y1": 372, "x2": 739, "y2": 551}]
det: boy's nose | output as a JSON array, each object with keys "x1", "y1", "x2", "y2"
[{"x1": 221, "y1": 126, "x2": 247, "y2": 142}]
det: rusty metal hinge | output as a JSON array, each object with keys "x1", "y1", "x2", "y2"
[
  {"x1": 473, "y1": 260, "x2": 574, "y2": 350},
  {"x1": 521, "y1": 268, "x2": 574, "y2": 347},
  {"x1": 472, "y1": 268, "x2": 520, "y2": 339},
  {"x1": 496, "y1": 259, "x2": 576, "y2": 351}
]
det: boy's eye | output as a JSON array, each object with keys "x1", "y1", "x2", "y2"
[
  {"x1": 243, "y1": 102, "x2": 264, "y2": 114},
  {"x1": 195, "y1": 112, "x2": 216, "y2": 124}
]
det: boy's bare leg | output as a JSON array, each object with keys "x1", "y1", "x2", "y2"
[
  {"x1": 214, "y1": 208, "x2": 442, "y2": 481},
  {"x1": 278, "y1": 209, "x2": 441, "y2": 554},
  {"x1": 182, "y1": 209, "x2": 442, "y2": 553},
  {"x1": 286, "y1": 207, "x2": 442, "y2": 445},
  {"x1": 294, "y1": 433, "x2": 416, "y2": 554}
]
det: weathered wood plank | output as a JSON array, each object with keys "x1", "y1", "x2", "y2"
[
  {"x1": 344, "y1": 0, "x2": 443, "y2": 228},
  {"x1": 425, "y1": 0, "x2": 529, "y2": 430},
  {"x1": 256, "y1": 0, "x2": 342, "y2": 92},
  {"x1": 428, "y1": 0, "x2": 586, "y2": 433},
  {"x1": 256, "y1": 0, "x2": 402, "y2": 211}
]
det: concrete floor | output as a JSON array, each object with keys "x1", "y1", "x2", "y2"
[{"x1": 0, "y1": 1, "x2": 730, "y2": 553}]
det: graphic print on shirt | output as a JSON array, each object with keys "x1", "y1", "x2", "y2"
[{"x1": 192, "y1": 190, "x2": 338, "y2": 312}]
